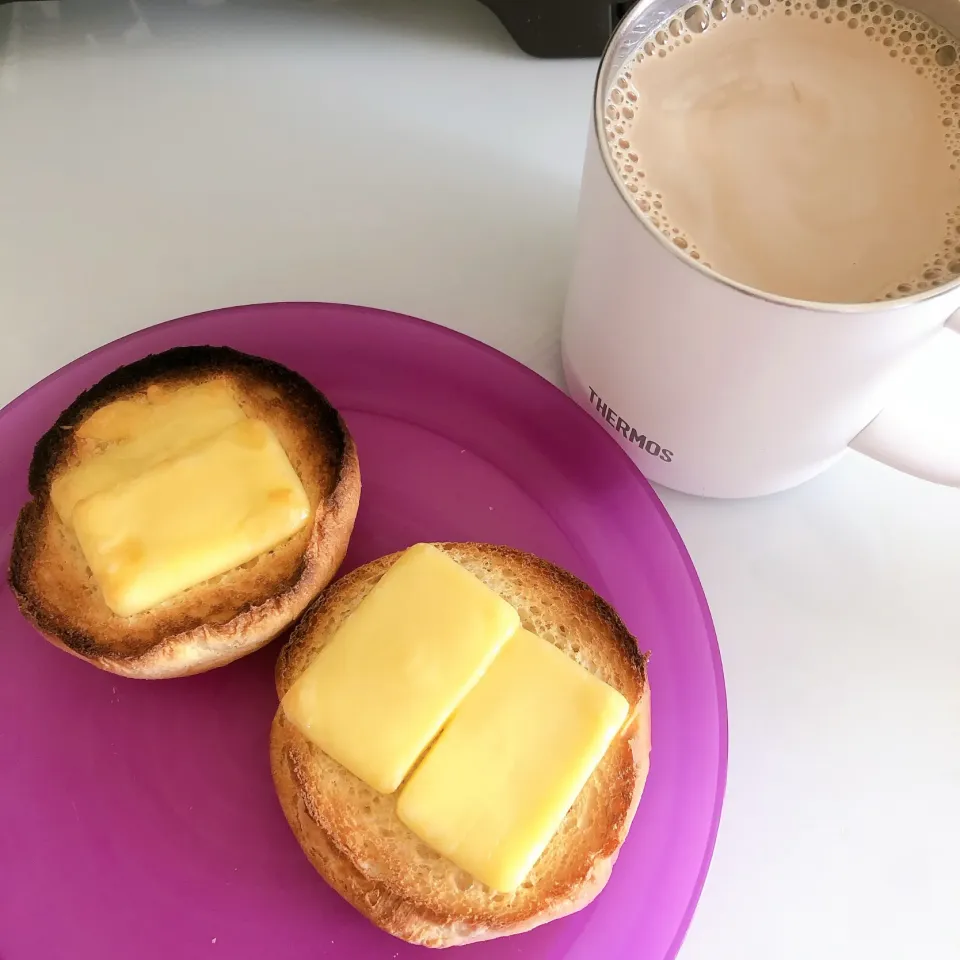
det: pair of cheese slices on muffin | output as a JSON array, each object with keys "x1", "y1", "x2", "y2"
[{"x1": 8, "y1": 345, "x2": 651, "y2": 948}]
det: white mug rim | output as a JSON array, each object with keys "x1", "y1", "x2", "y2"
[{"x1": 594, "y1": 0, "x2": 960, "y2": 316}]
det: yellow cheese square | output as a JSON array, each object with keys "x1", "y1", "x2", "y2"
[
  {"x1": 71, "y1": 418, "x2": 310, "y2": 617},
  {"x1": 52, "y1": 381, "x2": 246, "y2": 526},
  {"x1": 280, "y1": 544, "x2": 520, "y2": 794},
  {"x1": 396, "y1": 628, "x2": 629, "y2": 892}
]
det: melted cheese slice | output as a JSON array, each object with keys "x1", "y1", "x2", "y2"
[
  {"x1": 396, "y1": 628, "x2": 629, "y2": 892},
  {"x1": 280, "y1": 544, "x2": 520, "y2": 794},
  {"x1": 71, "y1": 417, "x2": 310, "y2": 617},
  {"x1": 52, "y1": 381, "x2": 247, "y2": 525}
]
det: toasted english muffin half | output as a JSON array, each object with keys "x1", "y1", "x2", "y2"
[
  {"x1": 271, "y1": 542, "x2": 650, "y2": 948},
  {"x1": 9, "y1": 345, "x2": 360, "y2": 679}
]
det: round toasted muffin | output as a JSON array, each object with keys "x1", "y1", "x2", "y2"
[
  {"x1": 270, "y1": 543, "x2": 651, "y2": 948},
  {"x1": 8, "y1": 345, "x2": 360, "y2": 679}
]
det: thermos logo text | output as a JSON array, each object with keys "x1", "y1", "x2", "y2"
[{"x1": 588, "y1": 387, "x2": 673, "y2": 463}]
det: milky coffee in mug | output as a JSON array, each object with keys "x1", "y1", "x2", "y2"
[
  {"x1": 605, "y1": 0, "x2": 960, "y2": 304},
  {"x1": 562, "y1": 0, "x2": 960, "y2": 498}
]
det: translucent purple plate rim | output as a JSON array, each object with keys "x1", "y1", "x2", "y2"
[{"x1": 0, "y1": 301, "x2": 728, "y2": 960}]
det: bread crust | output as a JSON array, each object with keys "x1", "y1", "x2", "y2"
[
  {"x1": 270, "y1": 543, "x2": 651, "y2": 947},
  {"x1": 8, "y1": 346, "x2": 360, "y2": 679}
]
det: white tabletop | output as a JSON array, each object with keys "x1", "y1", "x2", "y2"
[{"x1": 2, "y1": 2, "x2": 959, "y2": 957}]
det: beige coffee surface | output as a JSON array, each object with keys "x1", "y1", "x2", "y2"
[{"x1": 606, "y1": 0, "x2": 960, "y2": 302}]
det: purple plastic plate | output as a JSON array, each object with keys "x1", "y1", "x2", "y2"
[{"x1": 0, "y1": 303, "x2": 725, "y2": 960}]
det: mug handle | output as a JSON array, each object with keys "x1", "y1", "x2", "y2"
[{"x1": 849, "y1": 310, "x2": 960, "y2": 486}]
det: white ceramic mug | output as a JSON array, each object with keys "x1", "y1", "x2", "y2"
[{"x1": 561, "y1": 0, "x2": 960, "y2": 499}]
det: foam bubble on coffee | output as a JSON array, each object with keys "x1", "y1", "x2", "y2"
[{"x1": 605, "y1": 0, "x2": 960, "y2": 303}]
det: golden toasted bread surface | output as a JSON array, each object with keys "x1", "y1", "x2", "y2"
[{"x1": 271, "y1": 543, "x2": 650, "y2": 947}]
